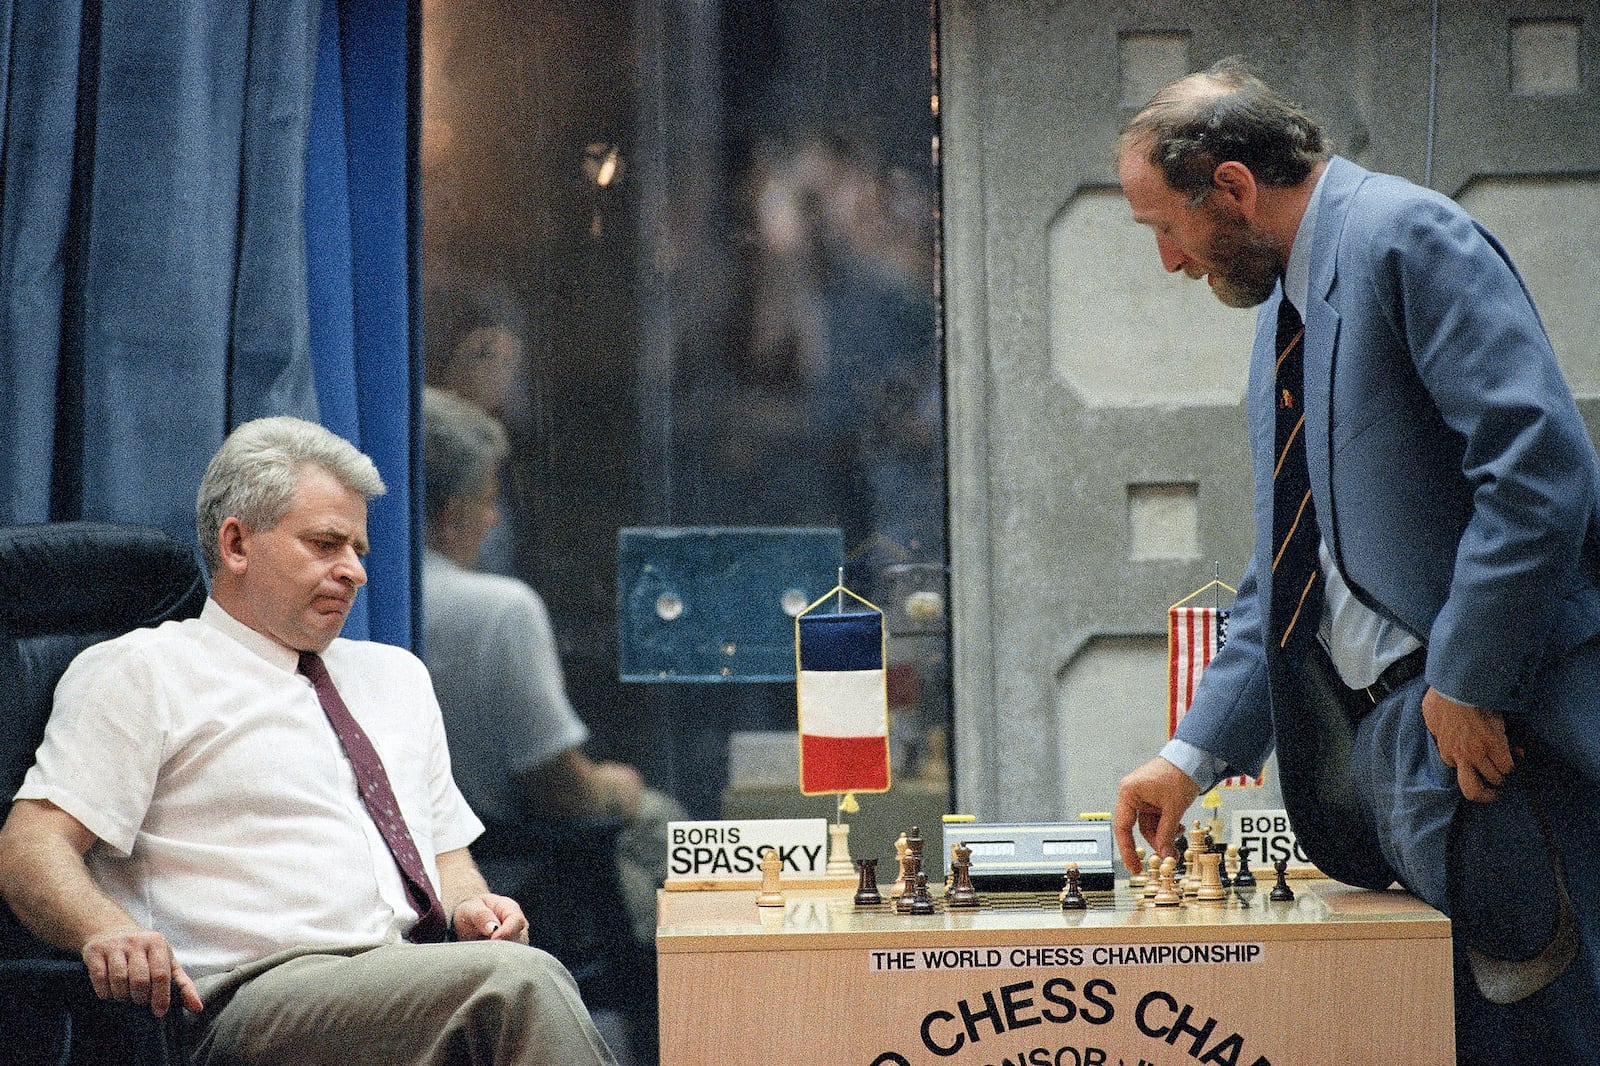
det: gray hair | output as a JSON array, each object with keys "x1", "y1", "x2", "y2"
[
  {"x1": 196, "y1": 416, "x2": 386, "y2": 572},
  {"x1": 423, "y1": 387, "x2": 508, "y2": 524}
]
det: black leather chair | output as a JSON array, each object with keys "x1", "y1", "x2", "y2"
[{"x1": 0, "y1": 522, "x2": 207, "y2": 1066}]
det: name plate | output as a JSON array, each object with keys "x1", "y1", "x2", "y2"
[
  {"x1": 1229, "y1": 808, "x2": 1314, "y2": 874},
  {"x1": 667, "y1": 818, "x2": 828, "y2": 886}
]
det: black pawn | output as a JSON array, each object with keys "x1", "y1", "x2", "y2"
[
  {"x1": 1172, "y1": 834, "x2": 1188, "y2": 879},
  {"x1": 1233, "y1": 844, "x2": 1257, "y2": 889},
  {"x1": 1059, "y1": 863, "x2": 1087, "y2": 910},
  {"x1": 1269, "y1": 858, "x2": 1295, "y2": 902},
  {"x1": 906, "y1": 870, "x2": 936, "y2": 915},
  {"x1": 854, "y1": 858, "x2": 882, "y2": 906},
  {"x1": 1214, "y1": 843, "x2": 1232, "y2": 889}
]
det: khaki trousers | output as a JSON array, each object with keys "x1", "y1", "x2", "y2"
[{"x1": 191, "y1": 940, "x2": 618, "y2": 1066}]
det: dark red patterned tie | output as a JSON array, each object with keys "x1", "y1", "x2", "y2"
[
  {"x1": 1270, "y1": 297, "x2": 1323, "y2": 663},
  {"x1": 298, "y1": 651, "x2": 449, "y2": 943}
]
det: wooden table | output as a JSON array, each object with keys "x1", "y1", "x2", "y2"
[{"x1": 657, "y1": 882, "x2": 1454, "y2": 1065}]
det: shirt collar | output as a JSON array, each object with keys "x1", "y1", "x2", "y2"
[
  {"x1": 201, "y1": 598, "x2": 303, "y2": 675},
  {"x1": 1283, "y1": 164, "x2": 1332, "y2": 318}
]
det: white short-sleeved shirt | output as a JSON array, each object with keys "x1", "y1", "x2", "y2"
[
  {"x1": 421, "y1": 550, "x2": 588, "y2": 827},
  {"x1": 15, "y1": 599, "x2": 484, "y2": 977}
]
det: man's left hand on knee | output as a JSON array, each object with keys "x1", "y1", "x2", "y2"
[{"x1": 452, "y1": 894, "x2": 529, "y2": 943}]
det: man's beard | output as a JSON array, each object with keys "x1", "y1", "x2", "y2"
[{"x1": 1203, "y1": 200, "x2": 1283, "y2": 309}]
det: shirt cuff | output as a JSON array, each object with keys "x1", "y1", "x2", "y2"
[{"x1": 1158, "y1": 738, "x2": 1226, "y2": 795}]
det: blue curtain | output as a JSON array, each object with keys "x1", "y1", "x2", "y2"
[
  {"x1": 0, "y1": 0, "x2": 421, "y2": 649},
  {"x1": 306, "y1": 0, "x2": 422, "y2": 647}
]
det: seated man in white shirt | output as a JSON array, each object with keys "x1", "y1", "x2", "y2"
[
  {"x1": 421, "y1": 386, "x2": 682, "y2": 946},
  {"x1": 0, "y1": 415, "x2": 617, "y2": 1066}
]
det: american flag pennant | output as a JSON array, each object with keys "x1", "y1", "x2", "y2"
[
  {"x1": 795, "y1": 587, "x2": 890, "y2": 796},
  {"x1": 1168, "y1": 581, "x2": 1260, "y2": 788}
]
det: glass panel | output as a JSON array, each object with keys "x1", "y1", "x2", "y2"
[{"x1": 420, "y1": 0, "x2": 947, "y2": 824}]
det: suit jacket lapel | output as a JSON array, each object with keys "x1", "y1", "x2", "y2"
[
  {"x1": 1249, "y1": 291, "x2": 1284, "y2": 615},
  {"x1": 1303, "y1": 156, "x2": 1367, "y2": 576},
  {"x1": 1304, "y1": 293, "x2": 1336, "y2": 547}
]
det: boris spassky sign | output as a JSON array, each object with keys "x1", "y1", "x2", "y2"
[{"x1": 667, "y1": 818, "x2": 827, "y2": 880}]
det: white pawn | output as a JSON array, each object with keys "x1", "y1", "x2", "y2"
[
  {"x1": 756, "y1": 847, "x2": 786, "y2": 907},
  {"x1": 1153, "y1": 857, "x2": 1181, "y2": 907},
  {"x1": 890, "y1": 833, "x2": 910, "y2": 900}
]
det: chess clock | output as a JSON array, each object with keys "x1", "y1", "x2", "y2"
[{"x1": 940, "y1": 819, "x2": 1116, "y2": 892}]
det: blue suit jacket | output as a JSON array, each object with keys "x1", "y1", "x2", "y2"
[{"x1": 1176, "y1": 156, "x2": 1600, "y2": 780}]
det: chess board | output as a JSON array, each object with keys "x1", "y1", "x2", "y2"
[
  {"x1": 657, "y1": 883, "x2": 1454, "y2": 1065},
  {"x1": 857, "y1": 884, "x2": 1279, "y2": 915}
]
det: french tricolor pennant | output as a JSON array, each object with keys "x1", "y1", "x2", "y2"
[
  {"x1": 796, "y1": 587, "x2": 890, "y2": 796},
  {"x1": 1168, "y1": 580, "x2": 1259, "y2": 788}
]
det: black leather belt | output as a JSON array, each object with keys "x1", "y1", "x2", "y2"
[{"x1": 1356, "y1": 646, "x2": 1428, "y2": 706}]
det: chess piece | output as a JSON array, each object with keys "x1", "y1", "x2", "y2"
[
  {"x1": 1129, "y1": 845, "x2": 1147, "y2": 889},
  {"x1": 1141, "y1": 852, "x2": 1160, "y2": 902},
  {"x1": 827, "y1": 822, "x2": 855, "y2": 877},
  {"x1": 1215, "y1": 843, "x2": 1232, "y2": 889},
  {"x1": 1153, "y1": 857, "x2": 1181, "y2": 907},
  {"x1": 905, "y1": 870, "x2": 936, "y2": 915},
  {"x1": 1196, "y1": 847, "x2": 1226, "y2": 904},
  {"x1": 853, "y1": 858, "x2": 883, "y2": 906},
  {"x1": 1233, "y1": 843, "x2": 1258, "y2": 889},
  {"x1": 1183, "y1": 822, "x2": 1207, "y2": 897},
  {"x1": 946, "y1": 842, "x2": 981, "y2": 908},
  {"x1": 1059, "y1": 862, "x2": 1088, "y2": 910},
  {"x1": 756, "y1": 847, "x2": 786, "y2": 907},
  {"x1": 896, "y1": 828, "x2": 927, "y2": 914},
  {"x1": 1172, "y1": 833, "x2": 1188, "y2": 879},
  {"x1": 1269, "y1": 858, "x2": 1295, "y2": 902},
  {"x1": 890, "y1": 833, "x2": 910, "y2": 900}
]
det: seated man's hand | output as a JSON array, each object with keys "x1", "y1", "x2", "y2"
[
  {"x1": 452, "y1": 893, "x2": 529, "y2": 944},
  {"x1": 1112, "y1": 757, "x2": 1200, "y2": 874},
  {"x1": 82, "y1": 927, "x2": 204, "y2": 1017}
]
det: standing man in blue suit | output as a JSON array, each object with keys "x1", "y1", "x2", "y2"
[{"x1": 1110, "y1": 59, "x2": 1600, "y2": 1062}]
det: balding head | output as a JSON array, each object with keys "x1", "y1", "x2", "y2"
[{"x1": 1118, "y1": 57, "x2": 1329, "y2": 205}]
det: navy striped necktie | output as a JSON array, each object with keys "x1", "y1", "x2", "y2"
[
  {"x1": 299, "y1": 651, "x2": 449, "y2": 943},
  {"x1": 1269, "y1": 297, "x2": 1322, "y2": 662}
]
